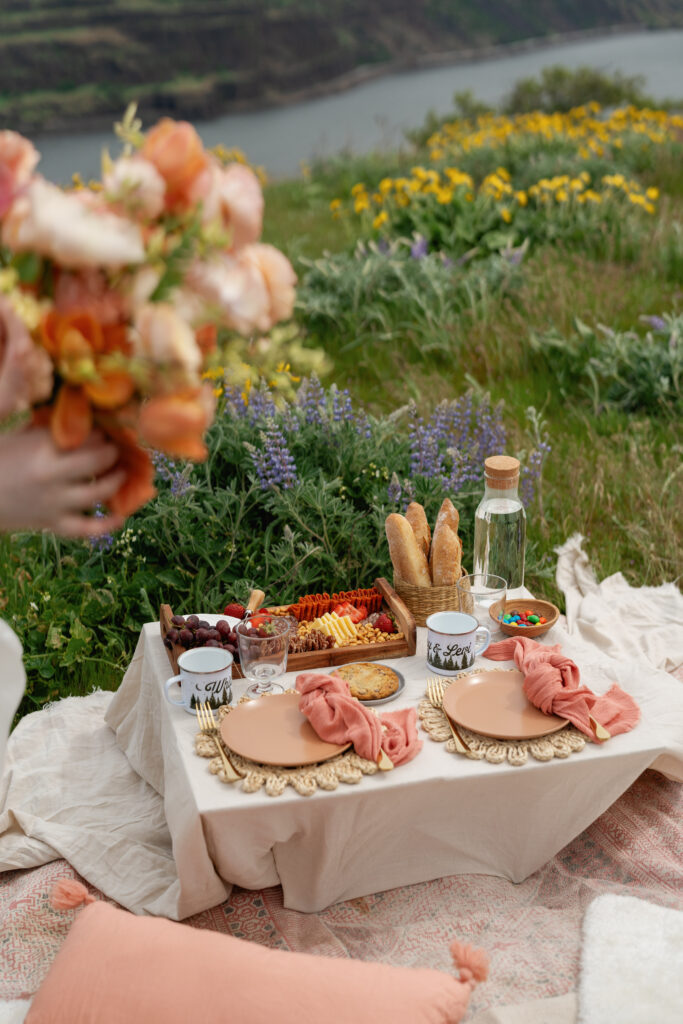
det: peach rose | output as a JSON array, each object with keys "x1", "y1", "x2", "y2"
[
  {"x1": 243, "y1": 243, "x2": 296, "y2": 326},
  {"x1": 133, "y1": 302, "x2": 202, "y2": 375},
  {"x1": 54, "y1": 269, "x2": 126, "y2": 325},
  {"x1": 186, "y1": 253, "x2": 270, "y2": 335},
  {"x1": 103, "y1": 155, "x2": 166, "y2": 220},
  {"x1": 141, "y1": 119, "x2": 208, "y2": 211},
  {"x1": 0, "y1": 131, "x2": 39, "y2": 217},
  {"x1": 193, "y1": 159, "x2": 263, "y2": 249},
  {"x1": 2, "y1": 178, "x2": 145, "y2": 269}
]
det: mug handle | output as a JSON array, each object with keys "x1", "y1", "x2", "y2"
[
  {"x1": 473, "y1": 626, "x2": 491, "y2": 656},
  {"x1": 164, "y1": 674, "x2": 186, "y2": 707}
]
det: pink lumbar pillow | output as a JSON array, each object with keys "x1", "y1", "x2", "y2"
[{"x1": 26, "y1": 881, "x2": 487, "y2": 1024}]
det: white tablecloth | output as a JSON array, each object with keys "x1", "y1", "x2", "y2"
[{"x1": 104, "y1": 613, "x2": 683, "y2": 918}]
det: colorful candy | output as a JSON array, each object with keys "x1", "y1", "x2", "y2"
[{"x1": 499, "y1": 609, "x2": 548, "y2": 628}]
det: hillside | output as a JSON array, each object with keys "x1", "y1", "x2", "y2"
[{"x1": 0, "y1": 0, "x2": 682, "y2": 134}]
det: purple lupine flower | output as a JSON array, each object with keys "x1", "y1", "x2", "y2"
[
  {"x1": 410, "y1": 236, "x2": 428, "y2": 260},
  {"x1": 251, "y1": 422, "x2": 298, "y2": 490},
  {"x1": 521, "y1": 438, "x2": 552, "y2": 506},
  {"x1": 377, "y1": 239, "x2": 390, "y2": 254},
  {"x1": 89, "y1": 507, "x2": 114, "y2": 552},
  {"x1": 170, "y1": 465, "x2": 194, "y2": 498},
  {"x1": 409, "y1": 395, "x2": 507, "y2": 492},
  {"x1": 642, "y1": 315, "x2": 666, "y2": 331},
  {"x1": 295, "y1": 375, "x2": 327, "y2": 426},
  {"x1": 387, "y1": 472, "x2": 402, "y2": 505},
  {"x1": 331, "y1": 386, "x2": 355, "y2": 425},
  {"x1": 223, "y1": 383, "x2": 278, "y2": 423}
]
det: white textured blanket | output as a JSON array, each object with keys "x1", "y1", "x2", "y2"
[
  {"x1": 556, "y1": 534, "x2": 683, "y2": 675},
  {"x1": 578, "y1": 894, "x2": 683, "y2": 1023}
]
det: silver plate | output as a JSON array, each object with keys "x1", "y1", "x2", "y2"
[{"x1": 332, "y1": 662, "x2": 406, "y2": 707}]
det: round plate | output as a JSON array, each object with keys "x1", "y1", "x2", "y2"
[
  {"x1": 332, "y1": 662, "x2": 406, "y2": 706},
  {"x1": 442, "y1": 669, "x2": 568, "y2": 740},
  {"x1": 220, "y1": 692, "x2": 352, "y2": 766}
]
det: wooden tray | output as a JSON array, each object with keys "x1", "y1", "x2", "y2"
[{"x1": 160, "y1": 577, "x2": 416, "y2": 679}]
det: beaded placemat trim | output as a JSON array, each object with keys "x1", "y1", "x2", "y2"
[
  {"x1": 418, "y1": 692, "x2": 586, "y2": 767},
  {"x1": 194, "y1": 694, "x2": 378, "y2": 796}
]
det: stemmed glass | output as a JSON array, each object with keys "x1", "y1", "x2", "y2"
[
  {"x1": 236, "y1": 615, "x2": 291, "y2": 700},
  {"x1": 456, "y1": 573, "x2": 508, "y2": 642}
]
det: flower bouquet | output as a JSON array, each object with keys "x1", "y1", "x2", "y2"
[{"x1": 0, "y1": 106, "x2": 296, "y2": 515}]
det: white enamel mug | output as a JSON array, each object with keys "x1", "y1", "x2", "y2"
[
  {"x1": 425, "y1": 611, "x2": 491, "y2": 677},
  {"x1": 164, "y1": 646, "x2": 233, "y2": 713}
]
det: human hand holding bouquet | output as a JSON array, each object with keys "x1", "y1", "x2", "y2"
[{"x1": 0, "y1": 107, "x2": 296, "y2": 522}]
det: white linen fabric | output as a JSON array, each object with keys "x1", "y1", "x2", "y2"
[
  {"x1": 578, "y1": 894, "x2": 683, "y2": 1024},
  {"x1": 0, "y1": 1002, "x2": 30, "y2": 1024},
  {"x1": 469, "y1": 994, "x2": 577, "y2": 1024},
  {"x1": 0, "y1": 621, "x2": 26, "y2": 771},
  {"x1": 556, "y1": 534, "x2": 683, "y2": 675}
]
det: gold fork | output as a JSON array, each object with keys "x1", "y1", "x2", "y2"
[
  {"x1": 196, "y1": 702, "x2": 241, "y2": 783},
  {"x1": 426, "y1": 677, "x2": 471, "y2": 755}
]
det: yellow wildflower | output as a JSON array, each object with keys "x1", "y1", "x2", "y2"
[
  {"x1": 329, "y1": 198, "x2": 342, "y2": 211},
  {"x1": 436, "y1": 187, "x2": 453, "y2": 205},
  {"x1": 379, "y1": 178, "x2": 394, "y2": 193},
  {"x1": 351, "y1": 183, "x2": 366, "y2": 197},
  {"x1": 354, "y1": 195, "x2": 370, "y2": 213},
  {"x1": 556, "y1": 190, "x2": 568, "y2": 202},
  {"x1": 373, "y1": 210, "x2": 389, "y2": 229},
  {"x1": 500, "y1": 207, "x2": 512, "y2": 223},
  {"x1": 515, "y1": 190, "x2": 528, "y2": 206},
  {"x1": 646, "y1": 187, "x2": 659, "y2": 200}
]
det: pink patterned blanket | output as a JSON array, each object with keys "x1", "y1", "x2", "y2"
[{"x1": 1, "y1": 770, "x2": 680, "y2": 1018}]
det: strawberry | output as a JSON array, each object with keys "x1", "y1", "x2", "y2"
[
  {"x1": 374, "y1": 613, "x2": 395, "y2": 634},
  {"x1": 223, "y1": 602, "x2": 246, "y2": 619}
]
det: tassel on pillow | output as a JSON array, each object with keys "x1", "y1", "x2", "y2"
[{"x1": 50, "y1": 878, "x2": 96, "y2": 911}]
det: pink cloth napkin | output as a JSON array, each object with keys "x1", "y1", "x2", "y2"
[
  {"x1": 296, "y1": 671, "x2": 422, "y2": 766},
  {"x1": 483, "y1": 636, "x2": 640, "y2": 740}
]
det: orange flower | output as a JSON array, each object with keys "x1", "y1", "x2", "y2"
[
  {"x1": 194, "y1": 323, "x2": 217, "y2": 356},
  {"x1": 141, "y1": 119, "x2": 208, "y2": 211},
  {"x1": 106, "y1": 427, "x2": 157, "y2": 517},
  {"x1": 51, "y1": 384, "x2": 92, "y2": 450},
  {"x1": 138, "y1": 391, "x2": 211, "y2": 461},
  {"x1": 39, "y1": 309, "x2": 136, "y2": 449}
]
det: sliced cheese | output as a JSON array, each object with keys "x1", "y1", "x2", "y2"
[{"x1": 312, "y1": 611, "x2": 357, "y2": 645}]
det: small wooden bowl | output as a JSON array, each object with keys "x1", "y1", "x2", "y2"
[{"x1": 489, "y1": 598, "x2": 560, "y2": 638}]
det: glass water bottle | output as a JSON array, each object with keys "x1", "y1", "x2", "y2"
[{"x1": 473, "y1": 455, "x2": 526, "y2": 589}]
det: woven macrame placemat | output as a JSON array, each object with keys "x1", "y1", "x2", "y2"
[
  {"x1": 194, "y1": 694, "x2": 378, "y2": 796},
  {"x1": 418, "y1": 698, "x2": 586, "y2": 767}
]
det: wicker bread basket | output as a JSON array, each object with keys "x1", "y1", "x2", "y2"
[{"x1": 393, "y1": 568, "x2": 469, "y2": 627}]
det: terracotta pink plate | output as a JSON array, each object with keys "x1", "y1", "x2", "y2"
[
  {"x1": 220, "y1": 692, "x2": 352, "y2": 767},
  {"x1": 442, "y1": 669, "x2": 568, "y2": 741}
]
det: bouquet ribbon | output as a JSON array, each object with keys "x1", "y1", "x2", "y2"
[
  {"x1": 483, "y1": 636, "x2": 640, "y2": 740},
  {"x1": 296, "y1": 672, "x2": 422, "y2": 766}
]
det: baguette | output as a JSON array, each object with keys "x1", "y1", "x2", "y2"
[
  {"x1": 434, "y1": 497, "x2": 459, "y2": 538},
  {"x1": 385, "y1": 513, "x2": 432, "y2": 587},
  {"x1": 430, "y1": 521, "x2": 462, "y2": 586},
  {"x1": 405, "y1": 502, "x2": 431, "y2": 558}
]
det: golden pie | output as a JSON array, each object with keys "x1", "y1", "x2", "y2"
[{"x1": 334, "y1": 662, "x2": 400, "y2": 701}]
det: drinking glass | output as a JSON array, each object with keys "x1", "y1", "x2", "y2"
[
  {"x1": 456, "y1": 573, "x2": 507, "y2": 640},
  {"x1": 236, "y1": 615, "x2": 291, "y2": 700}
]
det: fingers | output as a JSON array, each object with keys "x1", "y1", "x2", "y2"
[
  {"x1": 55, "y1": 513, "x2": 125, "y2": 540},
  {"x1": 57, "y1": 436, "x2": 121, "y2": 481},
  {"x1": 69, "y1": 469, "x2": 127, "y2": 509}
]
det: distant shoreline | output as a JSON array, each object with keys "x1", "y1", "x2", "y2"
[{"x1": 31, "y1": 21, "x2": 663, "y2": 140}]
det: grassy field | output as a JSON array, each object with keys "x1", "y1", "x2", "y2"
[{"x1": 1, "y1": 73, "x2": 681, "y2": 717}]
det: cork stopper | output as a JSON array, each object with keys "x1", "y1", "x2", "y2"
[{"x1": 484, "y1": 455, "x2": 520, "y2": 490}]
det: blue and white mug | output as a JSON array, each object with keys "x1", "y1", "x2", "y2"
[{"x1": 425, "y1": 611, "x2": 491, "y2": 677}]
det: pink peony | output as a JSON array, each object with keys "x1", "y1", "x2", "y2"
[
  {"x1": 0, "y1": 131, "x2": 39, "y2": 217},
  {"x1": 2, "y1": 178, "x2": 145, "y2": 269},
  {"x1": 187, "y1": 253, "x2": 271, "y2": 335},
  {"x1": 192, "y1": 159, "x2": 263, "y2": 249},
  {"x1": 103, "y1": 155, "x2": 166, "y2": 220},
  {"x1": 242, "y1": 243, "x2": 296, "y2": 325},
  {"x1": 54, "y1": 269, "x2": 126, "y2": 325},
  {"x1": 133, "y1": 302, "x2": 202, "y2": 375}
]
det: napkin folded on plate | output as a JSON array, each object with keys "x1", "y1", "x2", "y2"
[
  {"x1": 296, "y1": 672, "x2": 422, "y2": 766},
  {"x1": 483, "y1": 636, "x2": 640, "y2": 740}
]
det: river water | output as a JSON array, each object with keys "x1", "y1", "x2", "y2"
[{"x1": 33, "y1": 28, "x2": 683, "y2": 183}]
